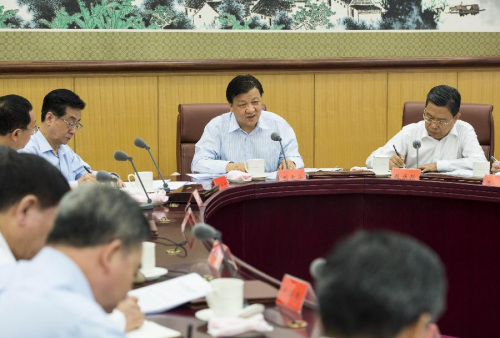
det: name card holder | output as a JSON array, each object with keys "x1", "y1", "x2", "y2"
[
  {"x1": 212, "y1": 175, "x2": 230, "y2": 191},
  {"x1": 181, "y1": 207, "x2": 197, "y2": 233},
  {"x1": 185, "y1": 189, "x2": 204, "y2": 212},
  {"x1": 482, "y1": 174, "x2": 500, "y2": 187},
  {"x1": 207, "y1": 240, "x2": 237, "y2": 272},
  {"x1": 391, "y1": 168, "x2": 421, "y2": 181},
  {"x1": 277, "y1": 168, "x2": 307, "y2": 182},
  {"x1": 276, "y1": 274, "x2": 317, "y2": 313}
]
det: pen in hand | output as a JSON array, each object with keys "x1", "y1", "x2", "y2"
[
  {"x1": 84, "y1": 166, "x2": 92, "y2": 174},
  {"x1": 491, "y1": 156, "x2": 498, "y2": 163},
  {"x1": 392, "y1": 145, "x2": 405, "y2": 168}
]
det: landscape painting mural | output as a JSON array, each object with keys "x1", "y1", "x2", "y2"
[{"x1": 0, "y1": 0, "x2": 498, "y2": 31}]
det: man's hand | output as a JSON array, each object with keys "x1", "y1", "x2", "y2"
[
  {"x1": 418, "y1": 163, "x2": 437, "y2": 173},
  {"x1": 278, "y1": 159, "x2": 296, "y2": 170},
  {"x1": 226, "y1": 162, "x2": 246, "y2": 172},
  {"x1": 492, "y1": 162, "x2": 500, "y2": 174},
  {"x1": 116, "y1": 296, "x2": 144, "y2": 332},
  {"x1": 77, "y1": 173, "x2": 97, "y2": 185},
  {"x1": 389, "y1": 155, "x2": 405, "y2": 169}
]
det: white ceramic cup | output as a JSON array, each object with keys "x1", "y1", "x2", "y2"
[
  {"x1": 473, "y1": 161, "x2": 490, "y2": 178},
  {"x1": 128, "y1": 171, "x2": 154, "y2": 192},
  {"x1": 246, "y1": 159, "x2": 265, "y2": 176},
  {"x1": 141, "y1": 241, "x2": 156, "y2": 274},
  {"x1": 205, "y1": 278, "x2": 244, "y2": 318},
  {"x1": 372, "y1": 156, "x2": 390, "y2": 175}
]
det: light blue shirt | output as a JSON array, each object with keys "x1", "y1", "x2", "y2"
[
  {"x1": 191, "y1": 111, "x2": 304, "y2": 174},
  {"x1": 0, "y1": 247, "x2": 124, "y2": 338},
  {"x1": 21, "y1": 131, "x2": 92, "y2": 188}
]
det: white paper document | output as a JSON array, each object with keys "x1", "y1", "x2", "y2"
[
  {"x1": 305, "y1": 168, "x2": 343, "y2": 173},
  {"x1": 124, "y1": 180, "x2": 188, "y2": 191},
  {"x1": 126, "y1": 320, "x2": 181, "y2": 338},
  {"x1": 129, "y1": 273, "x2": 211, "y2": 314}
]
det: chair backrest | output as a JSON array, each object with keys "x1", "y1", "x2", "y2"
[
  {"x1": 176, "y1": 103, "x2": 266, "y2": 174},
  {"x1": 402, "y1": 102, "x2": 494, "y2": 160}
]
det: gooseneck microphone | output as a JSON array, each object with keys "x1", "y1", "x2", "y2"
[
  {"x1": 114, "y1": 150, "x2": 153, "y2": 210},
  {"x1": 192, "y1": 223, "x2": 237, "y2": 278},
  {"x1": 413, "y1": 140, "x2": 421, "y2": 169},
  {"x1": 134, "y1": 137, "x2": 170, "y2": 193},
  {"x1": 271, "y1": 132, "x2": 289, "y2": 169}
]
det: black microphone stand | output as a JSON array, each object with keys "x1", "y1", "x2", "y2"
[
  {"x1": 129, "y1": 158, "x2": 153, "y2": 210},
  {"x1": 145, "y1": 147, "x2": 170, "y2": 193}
]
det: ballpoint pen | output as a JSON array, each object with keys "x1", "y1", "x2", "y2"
[
  {"x1": 84, "y1": 166, "x2": 92, "y2": 174},
  {"x1": 392, "y1": 145, "x2": 405, "y2": 168},
  {"x1": 491, "y1": 156, "x2": 498, "y2": 162}
]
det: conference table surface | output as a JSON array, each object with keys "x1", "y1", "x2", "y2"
[{"x1": 198, "y1": 173, "x2": 500, "y2": 338}]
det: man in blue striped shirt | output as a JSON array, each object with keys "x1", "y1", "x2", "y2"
[{"x1": 191, "y1": 75, "x2": 304, "y2": 174}]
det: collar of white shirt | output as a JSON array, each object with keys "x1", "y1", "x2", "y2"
[
  {"x1": 228, "y1": 112, "x2": 270, "y2": 134},
  {"x1": 420, "y1": 119, "x2": 459, "y2": 141},
  {"x1": 0, "y1": 231, "x2": 16, "y2": 266}
]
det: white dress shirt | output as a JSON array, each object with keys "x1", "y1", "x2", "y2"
[
  {"x1": 0, "y1": 232, "x2": 15, "y2": 266},
  {"x1": 192, "y1": 111, "x2": 304, "y2": 174},
  {"x1": 366, "y1": 120, "x2": 487, "y2": 171},
  {"x1": 21, "y1": 131, "x2": 93, "y2": 188}
]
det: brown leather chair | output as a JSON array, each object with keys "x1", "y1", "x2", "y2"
[
  {"x1": 402, "y1": 102, "x2": 494, "y2": 159},
  {"x1": 176, "y1": 103, "x2": 266, "y2": 174}
]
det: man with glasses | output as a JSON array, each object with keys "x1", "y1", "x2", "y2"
[
  {"x1": 22, "y1": 89, "x2": 123, "y2": 187},
  {"x1": 366, "y1": 85, "x2": 486, "y2": 172},
  {"x1": 0, "y1": 94, "x2": 38, "y2": 150}
]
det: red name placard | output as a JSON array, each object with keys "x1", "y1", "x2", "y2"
[
  {"x1": 212, "y1": 176, "x2": 230, "y2": 191},
  {"x1": 391, "y1": 168, "x2": 421, "y2": 181},
  {"x1": 276, "y1": 274, "x2": 309, "y2": 313},
  {"x1": 207, "y1": 240, "x2": 237, "y2": 272},
  {"x1": 277, "y1": 168, "x2": 307, "y2": 181},
  {"x1": 483, "y1": 174, "x2": 500, "y2": 187}
]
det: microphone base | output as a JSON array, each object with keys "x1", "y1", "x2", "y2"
[
  {"x1": 140, "y1": 202, "x2": 154, "y2": 210},
  {"x1": 162, "y1": 187, "x2": 171, "y2": 193}
]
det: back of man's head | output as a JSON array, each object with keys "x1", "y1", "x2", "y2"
[
  {"x1": 47, "y1": 184, "x2": 150, "y2": 251},
  {"x1": 426, "y1": 85, "x2": 461, "y2": 116},
  {"x1": 41, "y1": 89, "x2": 86, "y2": 122},
  {"x1": 0, "y1": 146, "x2": 69, "y2": 212},
  {"x1": 0, "y1": 95, "x2": 32, "y2": 136},
  {"x1": 316, "y1": 230, "x2": 446, "y2": 338}
]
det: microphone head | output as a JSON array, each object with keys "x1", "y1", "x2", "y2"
[
  {"x1": 114, "y1": 150, "x2": 130, "y2": 162},
  {"x1": 413, "y1": 140, "x2": 422, "y2": 149},
  {"x1": 96, "y1": 171, "x2": 112, "y2": 182},
  {"x1": 192, "y1": 223, "x2": 221, "y2": 240},
  {"x1": 309, "y1": 257, "x2": 327, "y2": 280},
  {"x1": 134, "y1": 137, "x2": 149, "y2": 150},
  {"x1": 271, "y1": 132, "x2": 282, "y2": 142}
]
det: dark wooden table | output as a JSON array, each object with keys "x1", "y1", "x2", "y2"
[{"x1": 201, "y1": 175, "x2": 500, "y2": 338}]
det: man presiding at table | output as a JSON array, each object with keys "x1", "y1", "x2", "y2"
[
  {"x1": 191, "y1": 75, "x2": 304, "y2": 174},
  {"x1": 366, "y1": 85, "x2": 486, "y2": 173}
]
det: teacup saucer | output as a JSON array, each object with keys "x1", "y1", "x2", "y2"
[
  {"x1": 251, "y1": 175, "x2": 267, "y2": 181},
  {"x1": 195, "y1": 304, "x2": 265, "y2": 322},
  {"x1": 140, "y1": 267, "x2": 168, "y2": 281}
]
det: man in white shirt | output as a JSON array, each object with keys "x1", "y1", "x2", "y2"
[
  {"x1": 0, "y1": 185, "x2": 150, "y2": 337},
  {"x1": 22, "y1": 89, "x2": 123, "y2": 188},
  {"x1": 192, "y1": 75, "x2": 304, "y2": 174},
  {"x1": 0, "y1": 94, "x2": 38, "y2": 150},
  {"x1": 366, "y1": 85, "x2": 486, "y2": 172},
  {"x1": 315, "y1": 231, "x2": 446, "y2": 338},
  {"x1": 0, "y1": 146, "x2": 143, "y2": 333}
]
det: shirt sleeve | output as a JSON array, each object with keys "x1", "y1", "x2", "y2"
[
  {"x1": 68, "y1": 149, "x2": 93, "y2": 182},
  {"x1": 108, "y1": 309, "x2": 126, "y2": 332},
  {"x1": 436, "y1": 124, "x2": 487, "y2": 171},
  {"x1": 366, "y1": 130, "x2": 407, "y2": 168},
  {"x1": 280, "y1": 123, "x2": 304, "y2": 169},
  {"x1": 191, "y1": 121, "x2": 230, "y2": 174}
]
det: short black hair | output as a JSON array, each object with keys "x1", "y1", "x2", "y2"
[
  {"x1": 0, "y1": 95, "x2": 33, "y2": 136},
  {"x1": 0, "y1": 146, "x2": 69, "y2": 212},
  {"x1": 426, "y1": 85, "x2": 461, "y2": 116},
  {"x1": 226, "y1": 75, "x2": 264, "y2": 103},
  {"x1": 41, "y1": 89, "x2": 86, "y2": 122},
  {"x1": 316, "y1": 230, "x2": 446, "y2": 338},
  {"x1": 48, "y1": 185, "x2": 150, "y2": 252}
]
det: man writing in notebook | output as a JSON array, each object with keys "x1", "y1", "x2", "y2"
[{"x1": 366, "y1": 85, "x2": 486, "y2": 172}]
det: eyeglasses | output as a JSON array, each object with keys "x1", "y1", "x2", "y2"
[
  {"x1": 58, "y1": 117, "x2": 84, "y2": 131},
  {"x1": 422, "y1": 109, "x2": 454, "y2": 127}
]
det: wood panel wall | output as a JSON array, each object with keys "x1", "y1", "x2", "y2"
[{"x1": 1, "y1": 69, "x2": 499, "y2": 178}]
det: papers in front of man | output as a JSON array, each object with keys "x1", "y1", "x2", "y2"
[
  {"x1": 305, "y1": 168, "x2": 343, "y2": 173},
  {"x1": 126, "y1": 320, "x2": 181, "y2": 338},
  {"x1": 129, "y1": 273, "x2": 211, "y2": 315}
]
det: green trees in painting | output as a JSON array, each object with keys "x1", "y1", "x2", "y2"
[{"x1": 0, "y1": 5, "x2": 23, "y2": 28}]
